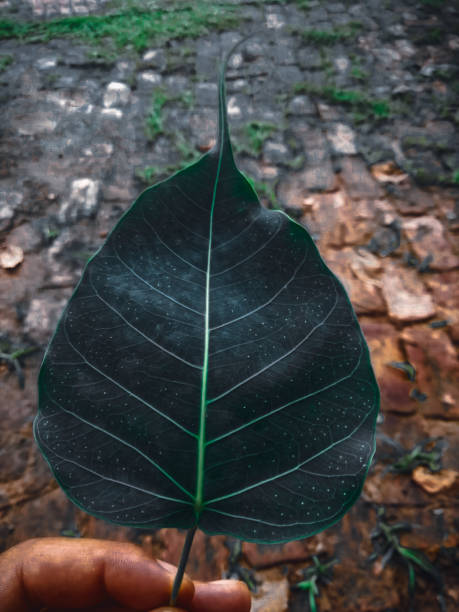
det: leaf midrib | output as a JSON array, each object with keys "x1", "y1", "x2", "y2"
[{"x1": 195, "y1": 63, "x2": 229, "y2": 516}]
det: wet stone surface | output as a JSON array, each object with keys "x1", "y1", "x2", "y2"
[{"x1": 0, "y1": 1, "x2": 458, "y2": 610}]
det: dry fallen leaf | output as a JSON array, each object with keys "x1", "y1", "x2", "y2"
[
  {"x1": 371, "y1": 161, "x2": 408, "y2": 184},
  {"x1": 412, "y1": 466, "x2": 457, "y2": 494},
  {"x1": 0, "y1": 244, "x2": 24, "y2": 269}
]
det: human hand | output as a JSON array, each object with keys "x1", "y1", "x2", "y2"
[{"x1": 0, "y1": 537, "x2": 251, "y2": 612}]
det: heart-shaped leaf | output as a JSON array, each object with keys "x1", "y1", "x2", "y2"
[{"x1": 35, "y1": 41, "x2": 378, "y2": 565}]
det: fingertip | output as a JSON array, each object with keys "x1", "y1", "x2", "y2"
[{"x1": 190, "y1": 579, "x2": 251, "y2": 612}]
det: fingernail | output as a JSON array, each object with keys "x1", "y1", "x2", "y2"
[{"x1": 156, "y1": 559, "x2": 177, "y2": 575}]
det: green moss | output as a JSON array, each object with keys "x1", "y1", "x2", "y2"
[
  {"x1": 135, "y1": 164, "x2": 167, "y2": 184},
  {"x1": 239, "y1": 121, "x2": 278, "y2": 157},
  {"x1": 145, "y1": 89, "x2": 168, "y2": 140},
  {"x1": 350, "y1": 65, "x2": 368, "y2": 81},
  {"x1": 247, "y1": 177, "x2": 279, "y2": 210},
  {"x1": 293, "y1": 82, "x2": 390, "y2": 121},
  {"x1": 145, "y1": 88, "x2": 195, "y2": 142},
  {"x1": 257, "y1": 0, "x2": 310, "y2": 7},
  {"x1": 173, "y1": 132, "x2": 201, "y2": 165},
  {"x1": 0, "y1": 53, "x2": 13, "y2": 72},
  {"x1": 295, "y1": 22, "x2": 362, "y2": 46},
  {"x1": 0, "y1": 3, "x2": 238, "y2": 52},
  {"x1": 402, "y1": 134, "x2": 452, "y2": 152}
]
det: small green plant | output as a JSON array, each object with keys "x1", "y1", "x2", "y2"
[
  {"x1": 331, "y1": 89, "x2": 390, "y2": 118},
  {"x1": 0, "y1": 53, "x2": 13, "y2": 72},
  {"x1": 388, "y1": 360, "x2": 416, "y2": 381},
  {"x1": 296, "y1": 22, "x2": 362, "y2": 46},
  {"x1": 370, "y1": 508, "x2": 445, "y2": 612},
  {"x1": 0, "y1": 342, "x2": 38, "y2": 388},
  {"x1": 60, "y1": 527, "x2": 81, "y2": 538},
  {"x1": 223, "y1": 538, "x2": 258, "y2": 592},
  {"x1": 292, "y1": 555, "x2": 337, "y2": 612},
  {"x1": 173, "y1": 132, "x2": 201, "y2": 165},
  {"x1": 145, "y1": 89, "x2": 168, "y2": 140},
  {"x1": 247, "y1": 177, "x2": 280, "y2": 209},
  {"x1": 239, "y1": 121, "x2": 277, "y2": 157},
  {"x1": 390, "y1": 438, "x2": 444, "y2": 474},
  {"x1": 295, "y1": 0, "x2": 311, "y2": 9},
  {"x1": 292, "y1": 83, "x2": 390, "y2": 121},
  {"x1": 46, "y1": 227, "x2": 60, "y2": 240},
  {"x1": 350, "y1": 56, "x2": 369, "y2": 82},
  {"x1": 178, "y1": 89, "x2": 194, "y2": 109},
  {"x1": 135, "y1": 164, "x2": 167, "y2": 185}
]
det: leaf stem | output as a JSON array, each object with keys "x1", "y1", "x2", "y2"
[{"x1": 169, "y1": 525, "x2": 198, "y2": 607}]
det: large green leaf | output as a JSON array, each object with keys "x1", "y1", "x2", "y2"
[{"x1": 34, "y1": 46, "x2": 379, "y2": 545}]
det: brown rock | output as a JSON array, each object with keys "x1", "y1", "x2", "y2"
[
  {"x1": 435, "y1": 191, "x2": 459, "y2": 232},
  {"x1": 340, "y1": 156, "x2": 384, "y2": 200},
  {"x1": 401, "y1": 327, "x2": 459, "y2": 419},
  {"x1": 243, "y1": 524, "x2": 340, "y2": 570},
  {"x1": 424, "y1": 270, "x2": 459, "y2": 310},
  {"x1": 325, "y1": 248, "x2": 386, "y2": 315},
  {"x1": 0, "y1": 253, "x2": 47, "y2": 338},
  {"x1": 381, "y1": 264, "x2": 435, "y2": 322},
  {"x1": 251, "y1": 570, "x2": 289, "y2": 612},
  {"x1": 298, "y1": 191, "x2": 379, "y2": 251},
  {"x1": 412, "y1": 466, "x2": 458, "y2": 494},
  {"x1": 363, "y1": 468, "x2": 429, "y2": 506},
  {"x1": 156, "y1": 528, "x2": 228, "y2": 582},
  {"x1": 1, "y1": 488, "x2": 74, "y2": 550},
  {"x1": 390, "y1": 183, "x2": 435, "y2": 215},
  {"x1": 423, "y1": 420, "x2": 459, "y2": 471},
  {"x1": 361, "y1": 321, "x2": 415, "y2": 414},
  {"x1": 244, "y1": 539, "x2": 316, "y2": 568},
  {"x1": 76, "y1": 512, "x2": 140, "y2": 545},
  {"x1": 393, "y1": 506, "x2": 458, "y2": 552},
  {"x1": 424, "y1": 270, "x2": 459, "y2": 341},
  {"x1": 0, "y1": 245, "x2": 24, "y2": 269},
  {"x1": 403, "y1": 216, "x2": 459, "y2": 271},
  {"x1": 0, "y1": 441, "x2": 54, "y2": 511},
  {"x1": 278, "y1": 164, "x2": 337, "y2": 210},
  {"x1": 371, "y1": 161, "x2": 408, "y2": 184},
  {"x1": 322, "y1": 563, "x2": 401, "y2": 611}
]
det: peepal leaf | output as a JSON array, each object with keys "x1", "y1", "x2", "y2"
[{"x1": 34, "y1": 44, "x2": 379, "y2": 544}]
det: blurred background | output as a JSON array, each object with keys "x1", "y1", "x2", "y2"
[{"x1": 0, "y1": 1, "x2": 457, "y2": 610}]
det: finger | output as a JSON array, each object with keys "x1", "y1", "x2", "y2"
[
  {"x1": 189, "y1": 580, "x2": 251, "y2": 612},
  {"x1": 0, "y1": 538, "x2": 194, "y2": 612}
]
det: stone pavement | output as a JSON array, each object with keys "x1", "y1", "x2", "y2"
[
  {"x1": 0, "y1": 1, "x2": 458, "y2": 610},
  {"x1": 1, "y1": 0, "x2": 112, "y2": 19}
]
